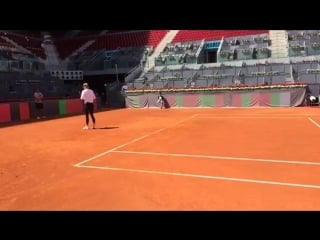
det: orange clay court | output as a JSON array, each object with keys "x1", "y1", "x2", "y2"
[{"x1": 1, "y1": 107, "x2": 320, "y2": 210}]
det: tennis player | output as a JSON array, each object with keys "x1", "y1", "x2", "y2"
[
  {"x1": 157, "y1": 92, "x2": 164, "y2": 109},
  {"x1": 80, "y1": 83, "x2": 96, "y2": 129}
]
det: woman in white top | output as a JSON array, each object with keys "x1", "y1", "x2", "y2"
[{"x1": 80, "y1": 83, "x2": 96, "y2": 129}]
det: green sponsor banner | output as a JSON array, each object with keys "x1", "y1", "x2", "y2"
[
  {"x1": 58, "y1": 100, "x2": 66, "y2": 114},
  {"x1": 200, "y1": 94, "x2": 214, "y2": 107},
  {"x1": 212, "y1": 95, "x2": 216, "y2": 107},
  {"x1": 132, "y1": 96, "x2": 141, "y2": 108},
  {"x1": 241, "y1": 93, "x2": 251, "y2": 107},
  {"x1": 270, "y1": 92, "x2": 280, "y2": 106},
  {"x1": 176, "y1": 95, "x2": 183, "y2": 107}
]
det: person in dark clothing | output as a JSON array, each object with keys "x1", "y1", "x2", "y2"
[
  {"x1": 157, "y1": 92, "x2": 165, "y2": 109},
  {"x1": 34, "y1": 88, "x2": 45, "y2": 119}
]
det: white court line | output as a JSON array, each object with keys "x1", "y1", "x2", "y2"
[
  {"x1": 308, "y1": 117, "x2": 320, "y2": 128},
  {"x1": 112, "y1": 150, "x2": 320, "y2": 166},
  {"x1": 196, "y1": 116, "x2": 307, "y2": 118},
  {"x1": 74, "y1": 114, "x2": 197, "y2": 167},
  {"x1": 76, "y1": 164, "x2": 320, "y2": 190},
  {"x1": 195, "y1": 114, "x2": 320, "y2": 116}
]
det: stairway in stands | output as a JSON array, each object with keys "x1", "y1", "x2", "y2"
[
  {"x1": 269, "y1": 30, "x2": 289, "y2": 58},
  {"x1": 144, "y1": 30, "x2": 179, "y2": 71}
]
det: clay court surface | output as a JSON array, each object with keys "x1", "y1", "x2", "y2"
[{"x1": 1, "y1": 107, "x2": 320, "y2": 210}]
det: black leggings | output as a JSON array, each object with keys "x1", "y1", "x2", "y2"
[{"x1": 85, "y1": 102, "x2": 95, "y2": 125}]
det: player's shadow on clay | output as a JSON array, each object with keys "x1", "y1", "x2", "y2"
[
  {"x1": 163, "y1": 97, "x2": 170, "y2": 109},
  {"x1": 96, "y1": 126, "x2": 119, "y2": 130}
]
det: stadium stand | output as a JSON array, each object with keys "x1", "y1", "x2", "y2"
[{"x1": 0, "y1": 30, "x2": 320, "y2": 107}]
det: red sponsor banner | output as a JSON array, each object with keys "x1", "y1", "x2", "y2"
[
  {"x1": 0, "y1": 104, "x2": 11, "y2": 123},
  {"x1": 215, "y1": 94, "x2": 225, "y2": 107},
  {"x1": 66, "y1": 99, "x2": 83, "y2": 114},
  {"x1": 19, "y1": 102, "x2": 30, "y2": 120},
  {"x1": 258, "y1": 92, "x2": 271, "y2": 106},
  {"x1": 183, "y1": 94, "x2": 199, "y2": 107},
  {"x1": 231, "y1": 93, "x2": 242, "y2": 107}
]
